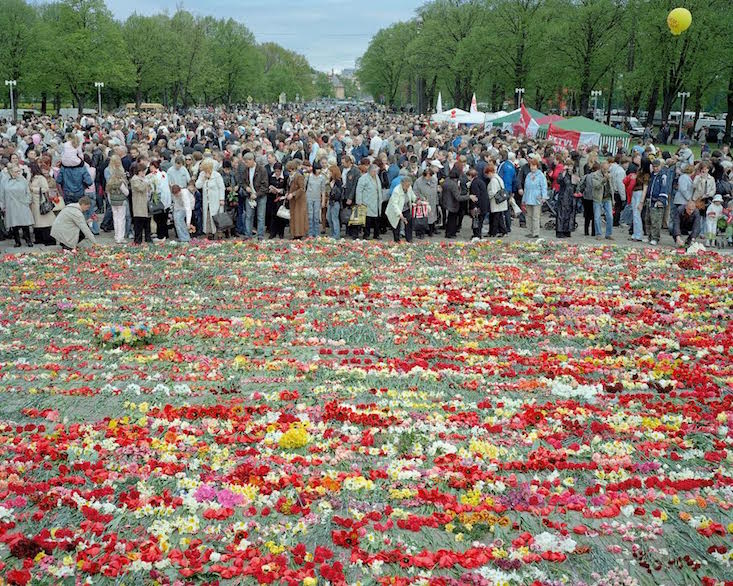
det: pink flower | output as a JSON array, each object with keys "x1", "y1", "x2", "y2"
[
  {"x1": 194, "y1": 484, "x2": 217, "y2": 502},
  {"x1": 216, "y1": 489, "x2": 244, "y2": 508}
]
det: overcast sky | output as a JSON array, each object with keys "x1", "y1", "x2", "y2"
[{"x1": 106, "y1": 0, "x2": 423, "y2": 72}]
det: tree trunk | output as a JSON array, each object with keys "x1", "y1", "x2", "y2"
[
  {"x1": 73, "y1": 91, "x2": 85, "y2": 116},
  {"x1": 426, "y1": 75, "x2": 437, "y2": 113},
  {"x1": 491, "y1": 82, "x2": 502, "y2": 112},
  {"x1": 534, "y1": 87, "x2": 544, "y2": 112},
  {"x1": 41, "y1": 92, "x2": 47, "y2": 115},
  {"x1": 514, "y1": 32, "x2": 525, "y2": 89},
  {"x1": 691, "y1": 82, "x2": 703, "y2": 137},
  {"x1": 53, "y1": 90, "x2": 61, "y2": 114},
  {"x1": 644, "y1": 85, "x2": 659, "y2": 127},
  {"x1": 660, "y1": 90, "x2": 675, "y2": 126}
]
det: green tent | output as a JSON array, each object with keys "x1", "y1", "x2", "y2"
[
  {"x1": 489, "y1": 107, "x2": 546, "y2": 127},
  {"x1": 536, "y1": 116, "x2": 631, "y2": 151}
]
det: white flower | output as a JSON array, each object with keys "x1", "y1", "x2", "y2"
[
  {"x1": 532, "y1": 531, "x2": 577, "y2": 553},
  {"x1": 546, "y1": 377, "x2": 601, "y2": 402},
  {"x1": 0, "y1": 506, "x2": 12, "y2": 521}
]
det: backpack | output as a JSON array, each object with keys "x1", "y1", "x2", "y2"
[{"x1": 107, "y1": 175, "x2": 127, "y2": 205}]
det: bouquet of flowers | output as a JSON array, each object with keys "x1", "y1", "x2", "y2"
[{"x1": 97, "y1": 323, "x2": 155, "y2": 348}]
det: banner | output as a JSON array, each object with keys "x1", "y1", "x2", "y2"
[
  {"x1": 547, "y1": 124, "x2": 600, "y2": 150},
  {"x1": 519, "y1": 103, "x2": 539, "y2": 137}
]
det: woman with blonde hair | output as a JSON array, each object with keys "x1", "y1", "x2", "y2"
[
  {"x1": 195, "y1": 158, "x2": 225, "y2": 239},
  {"x1": 106, "y1": 155, "x2": 130, "y2": 244},
  {"x1": 29, "y1": 161, "x2": 55, "y2": 245}
]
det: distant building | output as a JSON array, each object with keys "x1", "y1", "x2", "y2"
[{"x1": 329, "y1": 71, "x2": 345, "y2": 99}]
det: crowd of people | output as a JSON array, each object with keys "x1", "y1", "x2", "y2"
[{"x1": 0, "y1": 104, "x2": 731, "y2": 251}]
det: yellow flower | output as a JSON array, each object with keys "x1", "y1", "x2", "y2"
[
  {"x1": 279, "y1": 423, "x2": 310, "y2": 449},
  {"x1": 303, "y1": 578, "x2": 317, "y2": 586}
]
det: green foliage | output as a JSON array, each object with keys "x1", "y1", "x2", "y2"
[
  {"x1": 260, "y1": 42, "x2": 318, "y2": 103},
  {"x1": 357, "y1": 0, "x2": 733, "y2": 120},
  {"x1": 2, "y1": 0, "x2": 323, "y2": 111},
  {"x1": 357, "y1": 21, "x2": 417, "y2": 106}
]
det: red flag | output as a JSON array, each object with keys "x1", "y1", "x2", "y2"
[{"x1": 519, "y1": 103, "x2": 539, "y2": 137}]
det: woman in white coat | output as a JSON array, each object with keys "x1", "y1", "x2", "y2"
[
  {"x1": 386, "y1": 175, "x2": 416, "y2": 242},
  {"x1": 486, "y1": 164, "x2": 508, "y2": 237},
  {"x1": 195, "y1": 158, "x2": 225, "y2": 238},
  {"x1": 146, "y1": 160, "x2": 172, "y2": 241},
  {"x1": 0, "y1": 164, "x2": 34, "y2": 247}
]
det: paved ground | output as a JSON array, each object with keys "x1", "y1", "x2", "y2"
[{"x1": 2, "y1": 214, "x2": 730, "y2": 255}]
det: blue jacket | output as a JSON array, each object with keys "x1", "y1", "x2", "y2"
[
  {"x1": 387, "y1": 164, "x2": 400, "y2": 184},
  {"x1": 351, "y1": 144, "x2": 369, "y2": 163},
  {"x1": 57, "y1": 165, "x2": 93, "y2": 201},
  {"x1": 648, "y1": 171, "x2": 670, "y2": 206},
  {"x1": 498, "y1": 160, "x2": 516, "y2": 194},
  {"x1": 522, "y1": 170, "x2": 547, "y2": 206},
  {"x1": 387, "y1": 175, "x2": 403, "y2": 199}
]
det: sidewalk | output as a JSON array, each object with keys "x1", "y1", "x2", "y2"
[{"x1": 2, "y1": 216, "x2": 730, "y2": 255}]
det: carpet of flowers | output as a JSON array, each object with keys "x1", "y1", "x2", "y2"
[{"x1": 0, "y1": 240, "x2": 731, "y2": 586}]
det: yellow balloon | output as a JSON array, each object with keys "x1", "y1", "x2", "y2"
[{"x1": 667, "y1": 7, "x2": 692, "y2": 35}]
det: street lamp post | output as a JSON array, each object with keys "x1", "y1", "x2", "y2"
[
  {"x1": 591, "y1": 90, "x2": 602, "y2": 120},
  {"x1": 514, "y1": 87, "x2": 525, "y2": 109},
  {"x1": 5, "y1": 80, "x2": 17, "y2": 121},
  {"x1": 95, "y1": 82, "x2": 104, "y2": 116},
  {"x1": 677, "y1": 91, "x2": 690, "y2": 142}
]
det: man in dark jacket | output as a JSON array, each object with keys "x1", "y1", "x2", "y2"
[
  {"x1": 672, "y1": 200, "x2": 702, "y2": 247},
  {"x1": 468, "y1": 168, "x2": 489, "y2": 239},
  {"x1": 341, "y1": 155, "x2": 361, "y2": 239},
  {"x1": 241, "y1": 152, "x2": 269, "y2": 240}
]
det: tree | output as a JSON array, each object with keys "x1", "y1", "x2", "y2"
[
  {"x1": 258, "y1": 42, "x2": 317, "y2": 103},
  {"x1": 0, "y1": 0, "x2": 37, "y2": 118},
  {"x1": 168, "y1": 10, "x2": 207, "y2": 108},
  {"x1": 412, "y1": 0, "x2": 485, "y2": 110},
  {"x1": 123, "y1": 14, "x2": 173, "y2": 108},
  {"x1": 313, "y1": 72, "x2": 334, "y2": 99},
  {"x1": 544, "y1": 0, "x2": 624, "y2": 116},
  {"x1": 44, "y1": 0, "x2": 130, "y2": 113},
  {"x1": 357, "y1": 22, "x2": 416, "y2": 106},
  {"x1": 205, "y1": 18, "x2": 263, "y2": 106}
]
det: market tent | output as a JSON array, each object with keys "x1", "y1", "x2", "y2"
[
  {"x1": 488, "y1": 107, "x2": 546, "y2": 127},
  {"x1": 431, "y1": 107, "x2": 485, "y2": 125},
  {"x1": 536, "y1": 114, "x2": 564, "y2": 125},
  {"x1": 536, "y1": 116, "x2": 630, "y2": 151},
  {"x1": 484, "y1": 110, "x2": 509, "y2": 123}
]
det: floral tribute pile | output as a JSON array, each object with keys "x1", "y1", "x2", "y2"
[{"x1": 0, "y1": 239, "x2": 731, "y2": 586}]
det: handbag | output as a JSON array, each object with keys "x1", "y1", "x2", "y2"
[
  {"x1": 348, "y1": 204, "x2": 367, "y2": 227},
  {"x1": 148, "y1": 192, "x2": 165, "y2": 215},
  {"x1": 412, "y1": 201, "x2": 430, "y2": 233},
  {"x1": 39, "y1": 190, "x2": 55, "y2": 215},
  {"x1": 213, "y1": 211, "x2": 234, "y2": 231},
  {"x1": 339, "y1": 206, "x2": 352, "y2": 225},
  {"x1": 276, "y1": 204, "x2": 291, "y2": 220},
  {"x1": 493, "y1": 187, "x2": 508, "y2": 204}
]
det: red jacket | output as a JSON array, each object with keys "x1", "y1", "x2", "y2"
[{"x1": 623, "y1": 173, "x2": 637, "y2": 205}]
